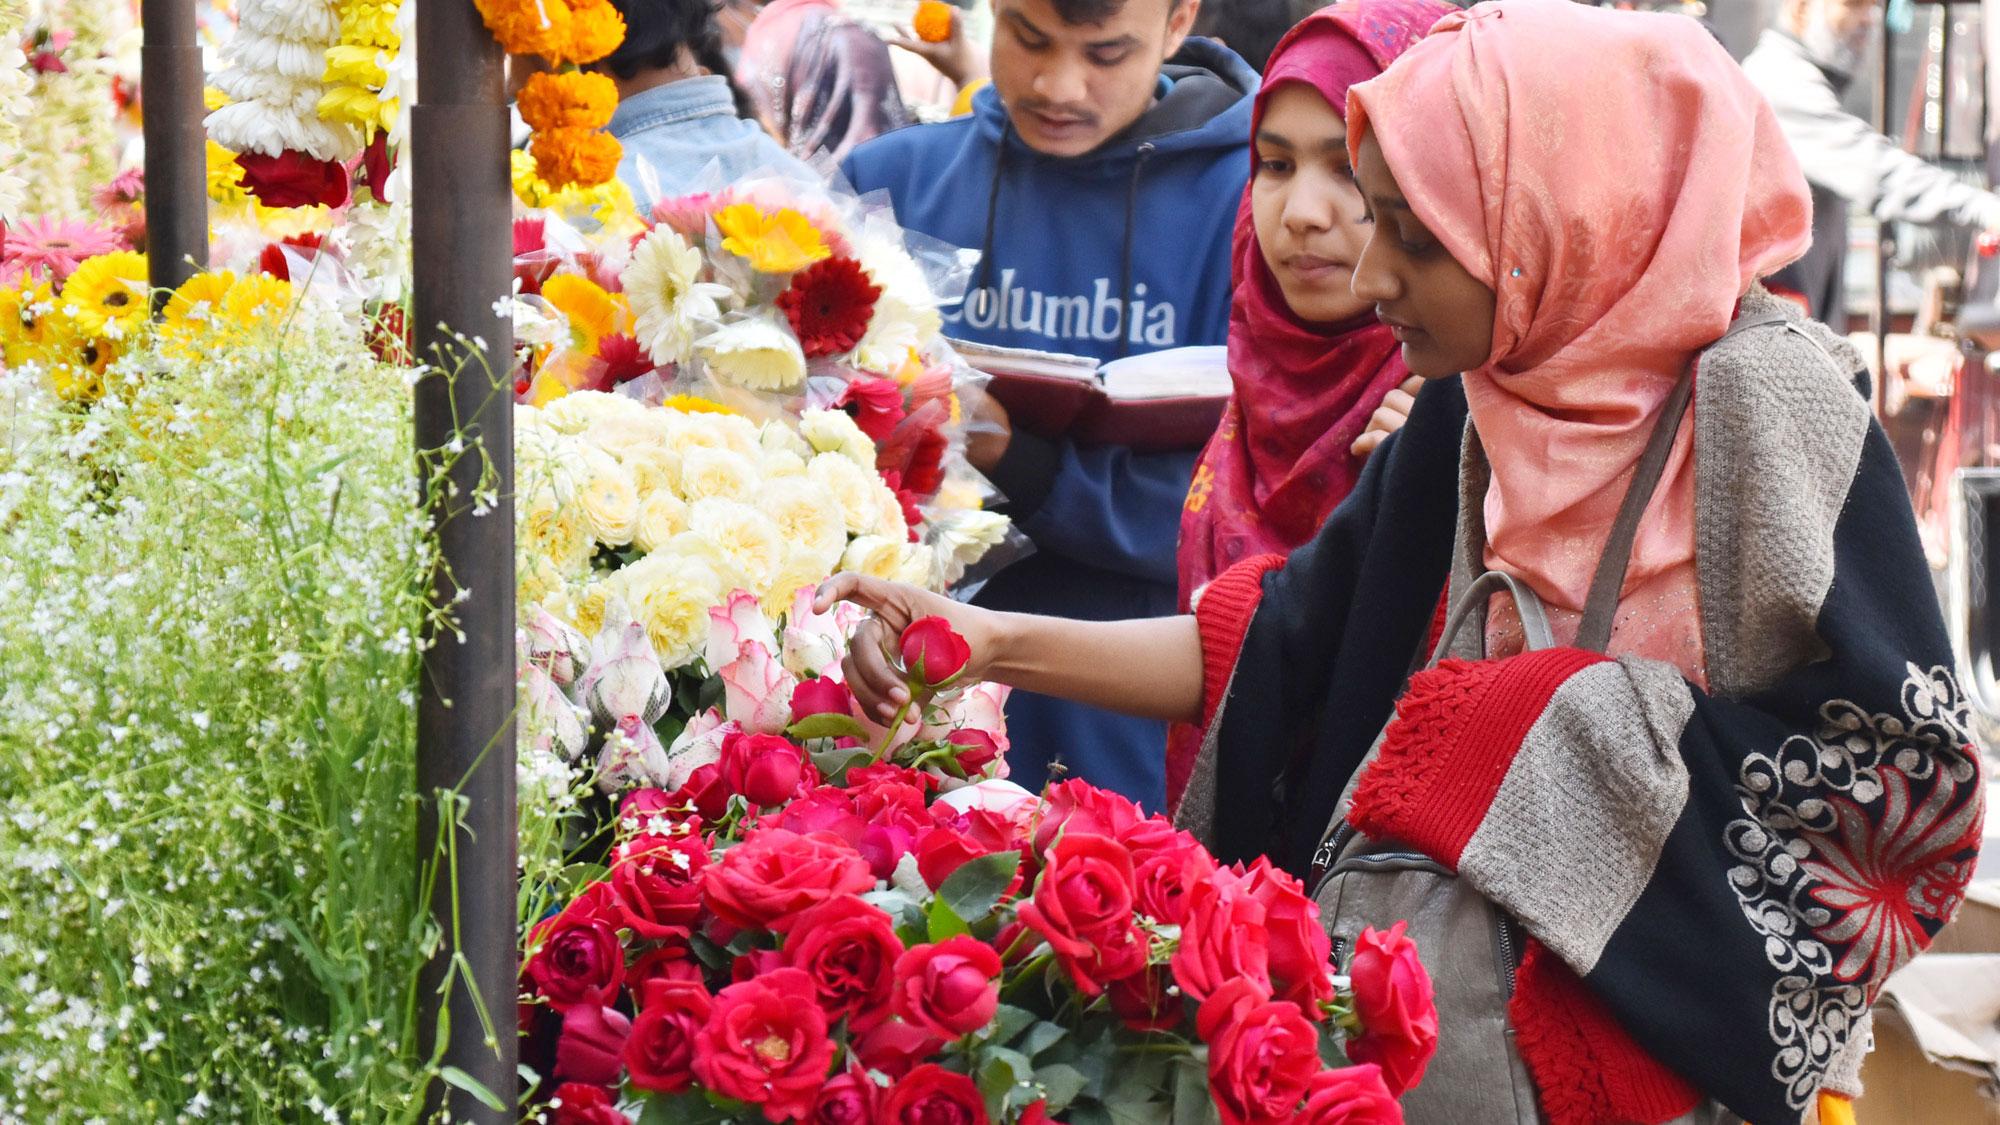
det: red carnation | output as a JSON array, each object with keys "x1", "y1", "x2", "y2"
[{"x1": 777, "y1": 256, "x2": 880, "y2": 357}]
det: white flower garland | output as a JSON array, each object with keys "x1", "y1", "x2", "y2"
[
  {"x1": 14, "y1": 0, "x2": 123, "y2": 218},
  {"x1": 207, "y1": 0, "x2": 362, "y2": 162},
  {"x1": 0, "y1": 0, "x2": 30, "y2": 221}
]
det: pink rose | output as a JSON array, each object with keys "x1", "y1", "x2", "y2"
[
  {"x1": 720, "y1": 635, "x2": 796, "y2": 735},
  {"x1": 555, "y1": 1003, "x2": 631, "y2": 1086},
  {"x1": 1171, "y1": 864, "x2": 1271, "y2": 1006},
  {"x1": 524, "y1": 608, "x2": 592, "y2": 687},
  {"x1": 893, "y1": 936, "x2": 1002, "y2": 1038},
  {"x1": 580, "y1": 613, "x2": 671, "y2": 730},
  {"x1": 783, "y1": 583, "x2": 863, "y2": 681},
  {"x1": 705, "y1": 588, "x2": 779, "y2": 673},
  {"x1": 1300, "y1": 1064, "x2": 1402, "y2": 1125},
  {"x1": 1197, "y1": 976, "x2": 1320, "y2": 1125},
  {"x1": 720, "y1": 729, "x2": 814, "y2": 808},
  {"x1": 596, "y1": 715, "x2": 672, "y2": 792},
  {"x1": 935, "y1": 779, "x2": 1039, "y2": 828},
  {"x1": 1345, "y1": 921, "x2": 1439, "y2": 1097},
  {"x1": 664, "y1": 710, "x2": 736, "y2": 792}
]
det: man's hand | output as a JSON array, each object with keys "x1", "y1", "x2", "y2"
[
  {"x1": 1351, "y1": 376, "x2": 1425, "y2": 457},
  {"x1": 814, "y1": 573, "x2": 1004, "y2": 723},
  {"x1": 963, "y1": 384, "x2": 1013, "y2": 473},
  {"x1": 886, "y1": 15, "x2": 987, "y2": 90}
]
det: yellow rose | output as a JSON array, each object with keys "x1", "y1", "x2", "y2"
[
  {"x1": 840, "y1": 535, "x2": 906, "y2": 580},
  {"x1": 807, "y1": 452, "x2": 885, "y2": 536},
  {"x1": 618, "y1": 551, "x2": 726, "y2": 668},
  {"x1": 800, "y1": 408, "x2": 877, "y2": 467},
  {"x1": 678, "y1": 445, "x2": 758, "y2": 503},
  {"x1": 688, "y1": 498, "x2": 787, "y2": 592},
  {"x1": 634, "y1": 491, "x2": 689, "y2": 553},
  {"x1": 577, "y1": 448, "x2": 640, "y2": 546},
  {"x1": 758, "y1": 476, "x2": 848, "y2": 572}
]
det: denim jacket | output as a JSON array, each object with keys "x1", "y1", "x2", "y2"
[{"x1": 608, "y1": 76, "x2": 816, "y2": 205}]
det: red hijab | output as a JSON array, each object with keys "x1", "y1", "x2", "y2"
[
  {"x1": 1167, "y1": 0, "x2": 1452, "y2": 812},
  {"x1": 1177, "y1": 0, "x2": 1454, "y2": 603}
]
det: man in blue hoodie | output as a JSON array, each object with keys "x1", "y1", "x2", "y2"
[{"x1": 840, "y1": 0, "x2": 1255, "y2": 811}]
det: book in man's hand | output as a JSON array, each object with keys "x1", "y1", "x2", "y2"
[{"x1": 949, "y1": 339, "x2": 1231, "y2": 453}]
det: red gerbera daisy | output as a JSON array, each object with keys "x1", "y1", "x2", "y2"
[
  {"x1": 777, "y1": 256, "x2": 881, "y2": 358},
  {"x1": 592, "y1": 333, "x2": 656, "y2": 389}
]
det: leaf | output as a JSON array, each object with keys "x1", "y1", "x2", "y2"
[
  {"x1": 810, "y1": 744, "x2": 876, "y2": 783},
  {"x1": 437, "y1": 1066, "x2": 506, "y2": 1111},
  {"x1": 992, "y1": 1003, "x2": 1038, "y2": 1044},
  {"x1": 789, "y1": 712, "x2": 868, "y2": 741},
  {"x1": 1036, "y1": 1063, "x2": 1091, "y2": 1113},
  {"x1": 640, "y1": 1093, "x2": 733, "y2": 1125},
  {"x1": 937, "y1": 850, "x2": 1020, "y2": 923},
  {"x1": 927, "y1": 894, "x2": 972, "y2": 942},
  {"x1": 978, "y1": 1045, "x2": 1032, "y2": 1103},
  {"x1": 1019, "y1": 1020, "x2": 1066, "y2": 1060},
  {"x1": 1169, "y1": 1056, "x2": 1212, "y2": 1125}
]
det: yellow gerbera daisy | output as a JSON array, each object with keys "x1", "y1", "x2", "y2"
[
  {"x1": 0, "y1": 277, "x2": 54, "y2": 366},
  {"x1": 542, "y1": 273, "x2": 626, "y2": 353},
  {"x1": 714, "y1": 203, "x2": 831, "y2": 274},
  {"x1": 222, "y1": 274, "x2": 298, "y2": 325},
  {"x1": 62, "y1": 252, "x2": 150, "y2": 335}
]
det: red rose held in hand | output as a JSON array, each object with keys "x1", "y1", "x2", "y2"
[
  {"x1": 547, "y1": 1082, "x2": 630, "y2": 1125},
  {"x1": 609, "y1": 833, "x2": 709, "y2": 941},
  {"x1": 1197, "y1": 976, "x2": 1321, "y2": 1125},
  {"x1": 783, "y1": 894, "x2": 903, "y2": 1025},
  {"x1": 702, "y1": 827, "x2": 875, "y2": 930},
  {"x1": 624, "y1": 982, "x2": 712, "y2": 1094},
  {"x1": 527, "y1": 910, "x2": 623, "y2": 1013},
  {"x1": 1301, "y1": 1064, "x2": 1403, "y2": 1125},
  {"x1": 693, "y1": 968, "x2": 837, "y2": 1123},
  {"x1": 893, "y1": 935, "x2": 1002, "y2": 1038},
  {"x1": 1171, "y1": 864, "x2": 1271, "y2": 1006},
  {"x1": 881, "y1": 1063, "x2": 992, "y2": 1125},
  {"x1": 1245, "y1": 858, "x2": 1334, "y2": 1017},
  {"x1": 1016, "y1": 832, "x2": 1147, "y2": 995},
  {"x1": 721, "y1": 729, "x2": 813, "y2": 808},
  {"x1": 899, "y1": 616, "x2": 971, "y2": 686},
  {"x1": 1345, "y1": 921, "x2": 1439, "y2": 1097}
]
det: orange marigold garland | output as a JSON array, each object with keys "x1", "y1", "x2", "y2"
[
  {"x1": 475, "y1": 0, "x2": 629, "y2": 188},
  {"x1": 913, "y1": 0, "x2": 955, "y2": 43}
]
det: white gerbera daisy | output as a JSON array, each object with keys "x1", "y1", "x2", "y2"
[
  {"x1": 626, "y1": 225, "x2": 729, "y2": 367},
  {"x1": 695, "y1": 311, "x2": 808, "y2": 393}
]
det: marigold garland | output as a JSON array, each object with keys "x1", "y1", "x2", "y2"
[{"x1": 475, "y1": 0, "x2": 629, "y2": 188}]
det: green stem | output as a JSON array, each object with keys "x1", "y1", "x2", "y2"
[
  {"x1": 873, "y1": 696, "x2": 915, "y2": 761},
  {"x1": 1002, "y1": 950, "x2": 1055, "y2": 999}
]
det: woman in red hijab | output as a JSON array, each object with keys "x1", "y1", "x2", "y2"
[{"x1": 1167, "y1": 0, "x2": 1453, "y2": 811}]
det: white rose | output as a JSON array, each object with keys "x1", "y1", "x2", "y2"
[
  {"x1": 873, "y1": 479, "x2": 912, "y2": 541},
  {"x1": 759, "y1": 420, "x2": 813, "y2": 462},
  {"x1": 617, "y1": 550, "x2": 728, "y2": 669},
  {"x1": 892, "y1": 542, "x2": 937, "y2": 587},
  {"x1": 619, "y1": 445, "x2": 681, "y2": 497},
  {"x1": 677, "y1": 445, "x2": 758, "y2": 502},
  {"x1": 800, "y1": 408, "x2": 877, "y2": 467},
  {"x1": 633, "y1": 491, "x2": 690, "y2": 553},
  {"x1": 758, "y1": 476, "x2": 848, "y2": 572},
  {"x1": 807, "y1": 452, "x2": 884, "y2": 535},
  {"x1": 840, "y1": 534, "x2": 905, "y2": 580},
  {"x1": 761, "y1": 450, "x2": 808, "y2": 478},
  {"x1": 688, "y1": 498, "x2": 787, "y2": 592},
  {"x1": 518, "y1": 484, "x2": 595, "y2": 576},
  {"x1": 577, "y1": 447, "x2": 640, "y2": 547},
  {"x1": 540, "y1": 390, "x2": 623, "y2": 435}
]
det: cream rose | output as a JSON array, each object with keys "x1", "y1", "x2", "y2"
[
  {"x1": 677, "y1": 445, "x2": 758, "y2": 503},
  {"x1": 577, "y1": 447, "x2": 640, "y2": 547},
  {"x1": 800, "y1": 408, "x2": 877, "y2": 467},
  {"x1": 758, "y1": 476, "x2": 848, "y2": 571},
  {"x1": 892, "y1": 542, "x2": 938, "y2": 587},
  {"x1": 633, "y1": 491, "x2": 690, "y2": 553},
  {"x1": 688, "y1": 498, "x2": 787, "y2": 593},
  {"x1": 619, "y1": 445, "x2": 681, "y2": 497},
  {"x1": 840, "y1": 534, "x2": 905, "y2": 580},
  {"x1": 617, "y1": 551, "x2": 727, "y2": 669},
  {"x1": 807, "y1": 451, "x2": 884, "y2": 535}
]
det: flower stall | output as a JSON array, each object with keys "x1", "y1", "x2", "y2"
[{"x1": 0, "y1": 1, "x2": 1442, "y2": 1122}]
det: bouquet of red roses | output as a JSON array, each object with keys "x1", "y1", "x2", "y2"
[{"x1": 521, "y1": 623, "x2": 1440, "y2": 1125}]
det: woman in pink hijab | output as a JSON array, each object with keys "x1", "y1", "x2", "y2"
[{"x1": 818, "y1": 4, "x2": 1983, "y2": 1122}]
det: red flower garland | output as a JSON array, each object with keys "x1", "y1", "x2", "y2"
[{"x1": 776, "y1": 256, "x2": 881, "y2": 358}]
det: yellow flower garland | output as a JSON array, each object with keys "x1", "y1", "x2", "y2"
[{"x1": 320, "y1": 0, "x2": 404, "y2": 137}]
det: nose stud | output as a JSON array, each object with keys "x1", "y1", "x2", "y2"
[{"x1": 1509, "y1": 267, "x2": 1523, "y2": 278}]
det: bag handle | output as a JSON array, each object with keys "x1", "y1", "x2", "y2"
[
  {"x1": 1427, "y1": 570, "x2": 1554, "y2": 665},
  {"x1": 1572, "y1": 310, "x2": 1790, "y2": 652}
]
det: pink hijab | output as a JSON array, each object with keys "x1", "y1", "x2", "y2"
[{"x1": 1347, "y1": 0, "x2": 1812, "y2": 677}]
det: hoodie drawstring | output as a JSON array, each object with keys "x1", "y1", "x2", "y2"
[
  {"x1": 974, "y1": 121, "x2": 1010, "y2": 313},
  {"x1": 1115, "y1": 142, "x2": 1156, "y2": 360}
]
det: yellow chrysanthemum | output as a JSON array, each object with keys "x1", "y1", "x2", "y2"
[
  {"x1": 715, "y1": 203, "x2": 831, "y2": 274},
  {"x1": 204, "y1": 86, "x2": 230, "y2": 112},
  {"x1": 207, "y1": 141, "x2": 254, "y2": 211},
  {"x1": 542, "y1": 274, "x2": 625, "y2": 353},
  {"x1": 62, "y1": 253, "x2": 150, "y2": 335}
]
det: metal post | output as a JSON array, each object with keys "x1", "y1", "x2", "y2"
[
  {"x1": 1878, "y1": 16, "x2": 1896, "y2": 412},
  {"x1": 411, "y1": 0, "x2": 517, "y2": 1119},
  {"x1": 140, "y1": 0, "x2": 207, "y2": 299}
]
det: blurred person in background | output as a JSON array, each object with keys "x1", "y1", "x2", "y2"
[
  {"x1": 1189, "y1": 0, "x2": 1297, "y2": 71},
  {"x1": 737, "y1": 0, "x2": 914, "y2": 161},
  {"x1": 1745, "y1": 0, "x2": 2000, "y2": 327}
]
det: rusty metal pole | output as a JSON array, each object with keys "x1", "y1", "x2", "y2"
[
  {"x1": 140, "y1": 0, "x2": 208, "y2": 299},
  {"x1": 411, "y1": 0, "x2": 517, "y2": 1119}
]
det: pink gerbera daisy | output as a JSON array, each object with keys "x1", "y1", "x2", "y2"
[{"x1": 2, "y1": 216, "x2": 127, "y2": 287}]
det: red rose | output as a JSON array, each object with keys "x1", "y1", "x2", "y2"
[
  {"x1": 721, "y1": 730, "x2": 814, "y2": 808},
  {"x1": 809, "y1": 1068, "x2": 881, "y2": 1125},
  {"x1": 783, "y1": 894, "x2": 903, "y2": 1024},
  {"x1": 1134, "y1": 841, "x2": 1213, "y2": 927},
  {"x1": 1018, "y1": 1100, "x2": 1062, "y2": 1125},
  {"x1": 898, "y1": 616, "x2": 971, "y2": 687},
  {"x1": 673, "y1": 762, "x2": 731, "y2": 822},
  {"x1": 1107, "y1": 966, "x2": 1179, "y2": 1033},
  {"x1": 893, "y1": 936, "x2": 1002, "y2": 1038},
  {"x1": 848, "y1": 762, "x2": 935, "y2": 792},
  {"x1": 625, "y1": 982, "x2": 711, "y2": 1094},
  {"x1": 1016, "y1": 832, "x2": 1147, "y2": 995},
  {"x1": 1245, "y1": 859, "x2": 1334, "y2": 1018},
  {"x1": 915, "y1": 823, "x2": 987, "y2": 890},
  {"x1": 949, "y1": 729, "x2": 1002, "y2": 773},
  {"x1": 775, "y1": 787, "x2": 868, "y2": 846},
  {"x1": 627, "y1": 943, "x2": 703, "y2": 998},
  {"x1": 236, "y1": 149, "x2": 352, "y2": 209},
  {"x1": 849, "y1": 777, "x2": 929, "y2": 832},
  {"x1": 1032, "y1": 780, "x2": 1141, "y2": 858},
  {"x1": 527, "y1": 911, "x2": 624, "y2": 1013},
  {"x1": 617, "y1": 787, "x2": 679, "y2": 831},
  {"x1": 360, "y1": 130, "x2": 395, "y2": 201},
  {"x1": 1196, "y1": 977, "x2": 1320, "y2": 1125},
  {"x1": 731, "y1": 948, "x2": 786, "y2": 984},
  {"x1": 559, "y1": 881, "x2": 624, "y2": 930},
  {"x1": 851, "y1": 1016, "x2": 943, "y2": 1080},
  {"x1": 881, "y1": 1063, "x2": 990, "y2": 1125},
  {"x1": 1345, "y1": 921, "x2": 1438, "y2": 1097},
  {"x1": 555, "y1": 1003, "x2": 631, "y2": 1086},
  {"x1": 703, "y1": 828, "x2": 876, "y2": 930},
  {"x1": 547, "y1": 1082, "x2": 630, "y2": 1125},
  {"x1": 791, "y1": 677, "x2": 856, "y2": 723},
  {"x1": 693, "y1": 968, "x2": 837, "y2": 1123},
  {"x1": 1117, "y1": 815, "x2": 1183, "y2": 858},
  {"x1": 610, "y1": 833, "x2": 710, "y2": 941},
  {"x1": 1300, "y1": 1064, "x2": 1402, "y2": 1125},
  {"x1": 859, "y1": 823, "x2": 919, "y2": 883},
  {"x1": 1171, "y1": 865, "x2": 1270, "y2": 1006}
]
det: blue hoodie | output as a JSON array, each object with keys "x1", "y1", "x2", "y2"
[{"x1": 842, "y1": 40, "x2": 1256, "y2": 812}]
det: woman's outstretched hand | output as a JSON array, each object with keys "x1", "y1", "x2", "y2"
[{"x1": 813, "y1": 573, "x2": 1001, "y2": 723}]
